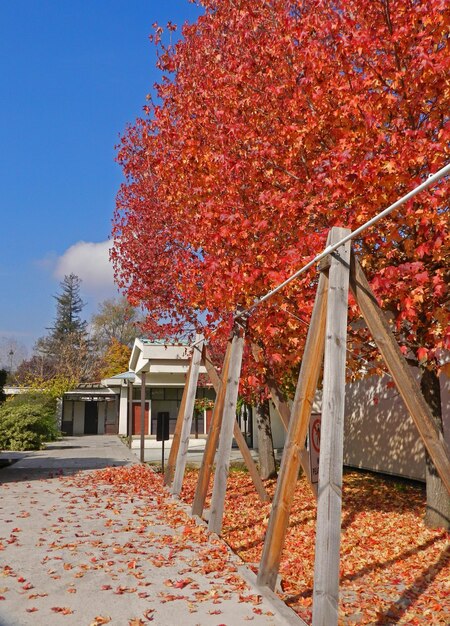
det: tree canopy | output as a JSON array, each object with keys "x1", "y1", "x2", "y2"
[
  {"x1": 91, "y1": 297, "x2": 141, "y2": 349},
  {"x1": 112, "y1": 0, "x2": 449, "y2": 394}
]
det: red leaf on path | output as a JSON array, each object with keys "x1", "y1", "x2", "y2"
[
  {"x1": 174, "y1": 578, "x2": 193, "y2": 589},
  {"x1": 101, "y1": 585, "x2": 112, "y2": 590},
  {"x1": 239, "y1": 594, "x2": 261, "y2": 605},
  {"x1": 90, "y1": 617, "x2": 111, "y2": 625},
  {"x1": 0, "y1": 597, "x2": 5, "y2": 601},
  {"x1": 26, "y1": 607, "x2": 38, "y2": 613},
  {"x1": 158, "y1": 592, "x2": 189, "y2": 602},
  {"x1": 163, "y1": 577, "x2": 193, "y2": 589},
  {"x1": 114, "y1": 586, "x2": 136, "y2": 595},
  {"x1": 51, "y1": 607, "x2": 74, "y2": 614}
]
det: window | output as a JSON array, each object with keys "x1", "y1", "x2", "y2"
[
  {"x1": 164, "y1": 388, "x2": 179, "y2": 400},
  {"x1": 151, "y1": 388, "x2": 164, "y2": 400}
]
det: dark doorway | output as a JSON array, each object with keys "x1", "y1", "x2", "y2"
[{"x1": 84, "y1": 402, "x2": 98, "y2": 434}]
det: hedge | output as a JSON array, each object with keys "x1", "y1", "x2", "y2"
[{"x1": 0, "y1": 393, "x2": 60, "y2": 451}]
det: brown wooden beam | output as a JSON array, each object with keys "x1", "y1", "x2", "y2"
[
  {"x1": 267, "y1": 380, "x2": 317, "y2": 498},
  {"x1": 208, "y1": 326, "x2": 245, "y2": 534},
  {"x1": 312, "y1": 228, "x2": 351, "y2": 626},
  {"x1": 171, "y1": 336, "x2": 205, "y2": 496},
  {"x1": 163, "y1": 363, "x2": 192, "y2": 486},
  {"x1": 349, "y1": 253, "x2": 450, "y2": 495},
  {"x1": 127, "y1": 380, "x2": 133, "y2": 449},
  {"x1": 139, "y1": 371, "x2": 146, "y2": 463},
  {"x1": 257, "y1": 252, "x2": 329, "y2": 590},
  {"x1": 191, "y1": 342, "x2": 232, "y2": 517},
  {"x1": 205, "y1": 345, "x2": 270, "y2": 502}
]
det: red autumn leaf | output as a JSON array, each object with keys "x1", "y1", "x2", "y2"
[
  {"x1": 89, "y1": 617, "x2": 111, "y2": 626},
  {"x1": 173, "y1": 578, "x2": 193, "y2": 589},
  {"x1": 51, "y1": 606, "x2": 74, "y2": 614},
  {"x1": 417, "y1": 347, "x2": 428, "y2": 362}
]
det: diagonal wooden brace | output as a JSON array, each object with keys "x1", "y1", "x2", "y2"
[{"x1": 349, "y1": 253, "x2": 450, "y2": 494}]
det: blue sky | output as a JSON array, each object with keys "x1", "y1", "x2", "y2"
[{"x1": 0, "y1": 0, "x2": 202, "y2": 365}]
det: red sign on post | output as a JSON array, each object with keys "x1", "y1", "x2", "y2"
[{"x1": 308, "y1": 413, "x2": 321, "y2": 484}]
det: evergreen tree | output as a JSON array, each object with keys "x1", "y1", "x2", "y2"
[
  {"x1": 48, "y1": 274, "x2": 87, "y2": 340},
  {"x1": 35, "y1": 275, "x2": 96, "y2": 382}
]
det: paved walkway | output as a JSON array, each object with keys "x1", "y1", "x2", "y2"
[
  {"x1": 128, "y1": 436, "x2": 266, "y2": 467},
  {"x1": 0, "y1": 436, "x2": 303, "y2": 626}
]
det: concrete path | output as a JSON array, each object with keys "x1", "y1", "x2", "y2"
[
  {"x1": 127, "y1": 436, "x2": 266, "y2": 468},
  {"x1": 0, "y1": 436, "x2": 303, "y2": 626},
  {"x1": 0, "y1": 435, "x2": 137, "y2": 480}
]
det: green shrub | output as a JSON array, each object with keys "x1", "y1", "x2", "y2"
[{"x1": 0, "y1": 393, "x2": 60, "y2": 451}]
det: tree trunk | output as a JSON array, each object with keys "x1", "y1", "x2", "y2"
[
  {"x1": 254, "y1": 400, "x2": 277, "y2": 480},
  {"x1": 420, "y1": 368, "x2": 450, "y2": 530}
]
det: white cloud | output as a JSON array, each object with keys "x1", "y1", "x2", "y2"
[{"x1": 53, "y1": 240, "x2": 117, "y2": 299}]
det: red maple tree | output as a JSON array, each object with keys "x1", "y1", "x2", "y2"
[{"x1": 112, "y1": 0, "x2": 449, "y2": 524}]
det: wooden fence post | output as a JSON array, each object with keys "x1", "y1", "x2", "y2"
[
  {"x1": 127, "y1": 380, "x2": 133, "y2": 449},
  {"x1": 171, "y1": 335, "x2": 204, "y2": 496},
  {"x1": 208, "y1": 323, "x2": 245, "y2": 534},
  {"x1": 139, "y1": 371, "x2": 147, "y2": 463},
  {"x1": 251, "y1": 342, "x2": 316, "y2": 496},
  {"x1": 312, "y1": 227, "x2": 351, "y2": 626},
  {"x1": 268, "y1": 382, "x2": 317, "y2": 498},
  {"x1": 163, "y1": 363, "x2": 192, "y2": 486},
  {"x1": 191, "y1": 342, "x2": 232, "y2": 517},
  {"x1": 349, "y1": 254, "x2": 450, "y2": 494},
  {"x1": 257, "y1": 255, "x2": 329, "y2": 590},
  {"x1": 203, "y1": 346, "x2": 269, "y2": 502}
]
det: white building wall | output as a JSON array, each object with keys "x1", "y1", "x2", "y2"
[
  {"x1": 269, "y1": 403, "x2": 286, "y2": 450},
  {"x1": 261, "y1": 371, "x2": 449, "y2": 482},
  {"x1": 343, "y1": 371, "x2": 449, "y2": 481},
  {"x1": 73, "y1": 402, "x2": 85, "y2": 436},
  {"x1": 118, "y1": 386, "x2": 128, "y2": 435},
  {"x1": 97, "y1": 402, "x2": 106, "y2": 435}
]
